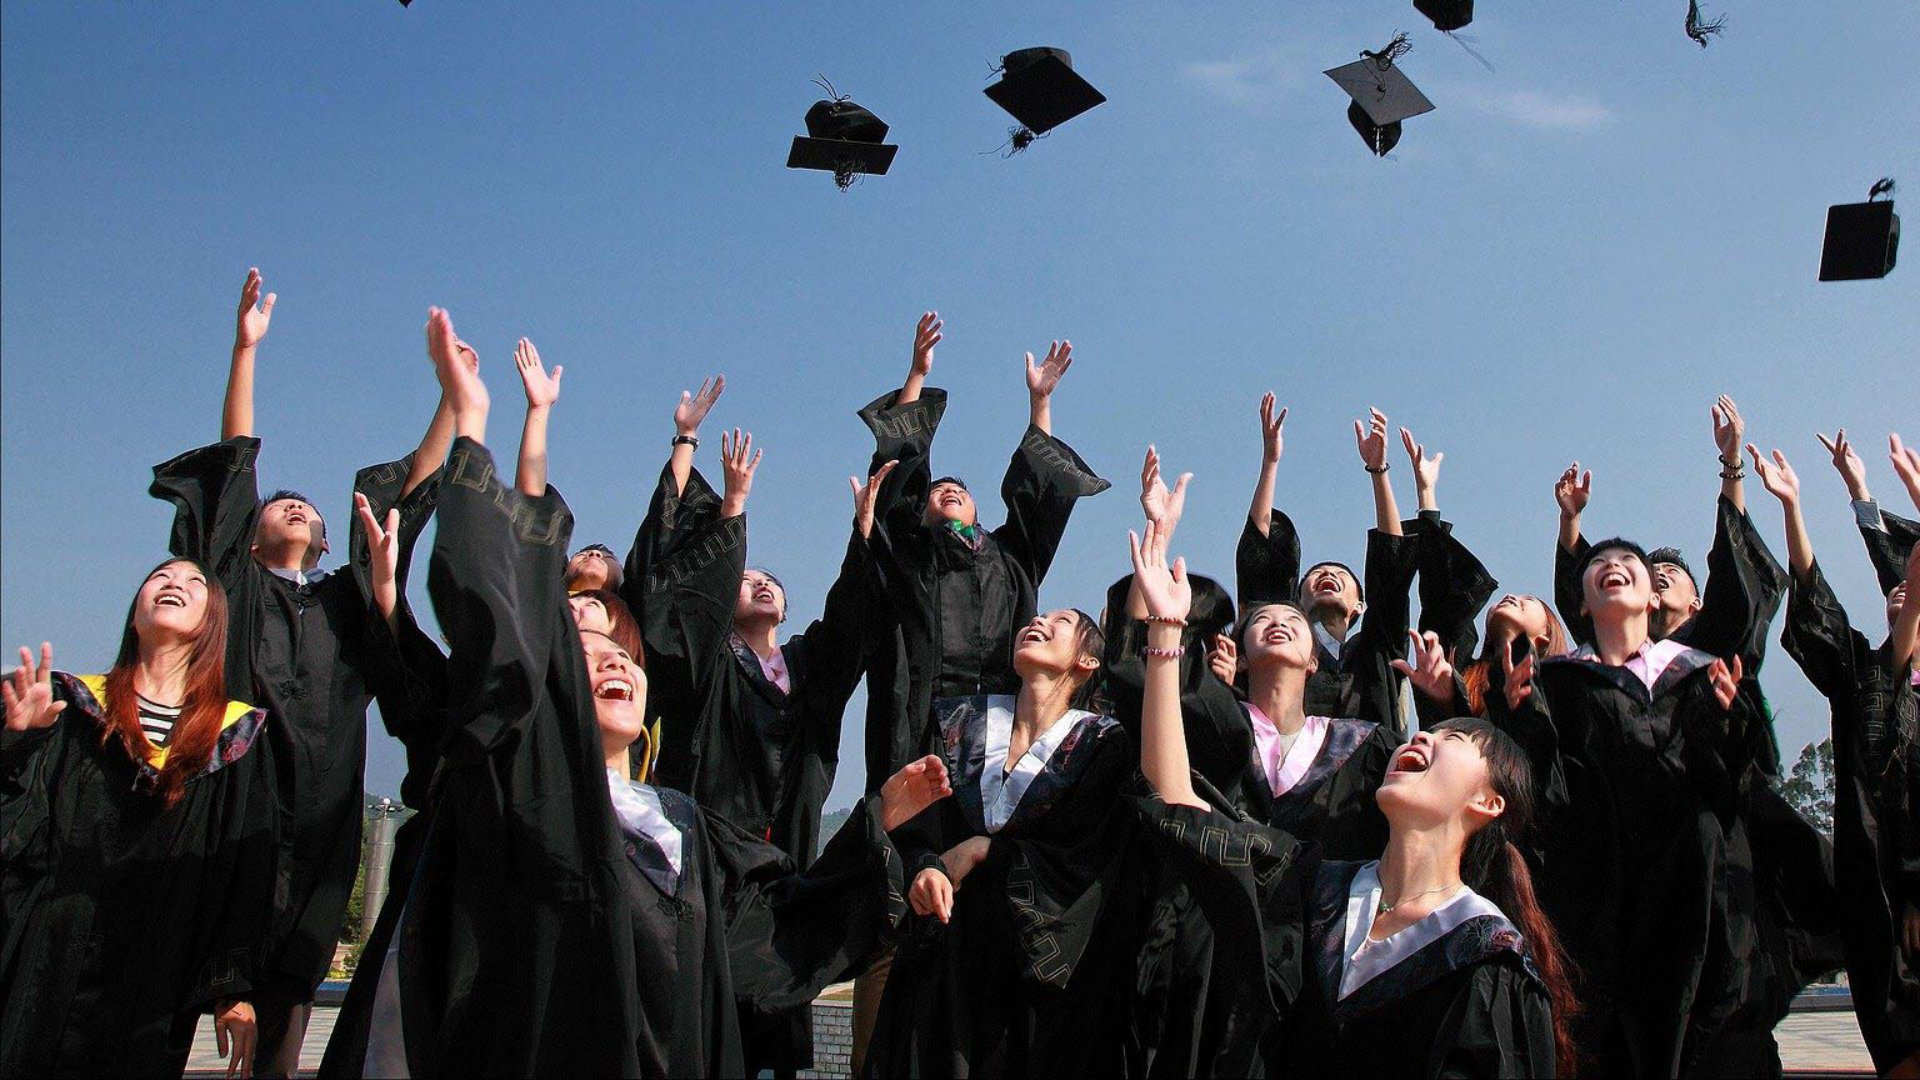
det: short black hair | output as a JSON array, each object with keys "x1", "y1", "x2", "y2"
[
  {"x1": 930, "y1": 476, "x2": 969, "y2": 492},
  {"x1": 1233, "y1": 599, "x2": 1311, "y2": 651},
  {"x1": 262, "y1": 489, "x2": 327, "y2": 539},
  {"x1": 1580, "y1": 538, "x2": 1651, "y2": 578},
  {"x1": 1646, "y1": 547, "x2": 1696, "y2": 588},
  {"x1": 1301, "y1": 561, "x2": 1364, "y2": 604}
]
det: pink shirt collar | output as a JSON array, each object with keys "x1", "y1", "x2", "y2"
[{"x1": 1245, "y1": 704, "x2": 1331, "y2": 797}]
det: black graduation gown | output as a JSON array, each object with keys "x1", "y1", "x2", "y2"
[
  {"x1": 621, "y1": 464, "x2": 873, "y2": 1075},
  {"x1": 858, "y1": 386, "x2": 1110, "y2": 791},
  {"x1": 1494, "y1": 646, "x2": 1760, "y2": 1078},
  {"x1": 1861, "y1": 507, "x2": 1920, "y2": 594},
  {"x1": 864, "y1": 696, "x2": 1136, "y2": 1078},
  {"x1": 623, "y1": 463, "x2": 869, "y2": 867},
  {"x1": 395, "y1": 438, "x2": 904, "y2": 1077},
  {"x1": 1236, "y1": 512, "x2": 1420, "y2": 736},
  {"x1": 1781, "y1": 560, "x2": 1920, "y2": 1074},
  {"x1": 150, "y1": 437, "x2": 432, "y2": 995},
  {"x1": 1409, "y1": 510, "x2": 1501, "y2": 669},
  {"x1": 0, "y1": 674, "x2": 276, "y2": 1077},
  {"x1": 1138, "y1": 793, "x2": 1557, "y2": 1078}
]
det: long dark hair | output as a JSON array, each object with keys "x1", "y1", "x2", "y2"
[
  {"x1": 101, "y1": 557, "x2": 232, "y2": 807},
  {"x1": 1067, "y1": 609, "x2": 1107, "y2": 713},
  {"x1": 1433, "y1": 716, "x2": 1581, "y2": 1078}
]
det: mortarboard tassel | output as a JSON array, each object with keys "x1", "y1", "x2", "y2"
[
  {"x1": 1686, "y1": 0, "x2": 1728, "y2": 48},
  {"x1": 1871, "y1": 178, "x2": 1897, "y2": 201}
]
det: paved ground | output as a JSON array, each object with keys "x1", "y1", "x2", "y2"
[{"x1": 188, "y1": 991, "x2": 1877, "y2": 1076}]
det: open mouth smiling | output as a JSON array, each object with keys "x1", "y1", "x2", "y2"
[
  {"x1": 1390, "y1": 745, "x2": 1431, "y2": 775},
  {"x1": 594, "y1": 678, "x2": 635, "y2": 702}
]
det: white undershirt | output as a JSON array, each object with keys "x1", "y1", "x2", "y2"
[
  {"x1": 1338, "y1": 861, "x2": 1502, "y2": 1000},
  {"x1": 607, "y1": 769, "x2": 684, "y2": 877}
]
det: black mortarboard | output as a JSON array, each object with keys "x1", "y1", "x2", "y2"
[
  {"x1": 1326, "y1": 34, "x2": 1434, "y2": 157},
  {"x1": 1414, "y1": 0, "x2": 1473, "y2": 32},
  {"x1": 984, "y1": 47, "x2": 1106, "y2": 152},
  {"x1": 1819, "y1": 179, "x2": 1900, "y2": 282},
  {"x1": 786, "y1": 79, "x2": 898, "y2": 190}
]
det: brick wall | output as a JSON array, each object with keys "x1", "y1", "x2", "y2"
[{"x1": 798, "y1": 998, "x2": 854, "y2": 1079}]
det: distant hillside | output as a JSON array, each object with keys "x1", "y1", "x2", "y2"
[{"x1": 815, "y1": 806, "x2": 855, "y2": 861}]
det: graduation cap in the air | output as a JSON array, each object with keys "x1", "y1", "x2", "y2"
[
  {"x1": 1326, "y1": 34, "x2": 1434, "y2": 157},
  {"x1": 1819, "y1": 179, "x2": 1900, "y2": 281},
  {"x1": 1685, "y1": 0, "x2": 1728, "y2": 47},
  {"x1": 1414, "y1": 0, "x2": 1472, "y2": 32},
  {"x1": 984, "y1": 47, "x2": 1107, "y2": 153},
  {"x1": 786, "y1": 78, "x2": 898, "y2": 191}
]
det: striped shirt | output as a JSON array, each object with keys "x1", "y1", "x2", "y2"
[{"x1": 137, "y1": 693, "x2": 182, "y2": 748}]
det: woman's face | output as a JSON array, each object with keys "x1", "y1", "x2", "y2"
[
  {"x1": 582, "y1": 632, "x2": 648, "y2": 752},
  {"x1": 567, "y1": 548, "x2": 616, "y2": 591},
  {"x1": 1486, "y1": 594, "x2": 1551, "y2": 645},
  {"x1": 1012, "y1": 609, "x2": 1098, "y2": 681},
  {"x1": 1580, "y1": 547, "x2": 1657, "y2": 622},
  {"x1": 569, "y1": 594, "x2": 612, "y2": 636},
  {"x1": 1375, "y1": 728, "x2": 1504, "y2": 830},
  {"x1": 735, "y1": 570, "x2": 786, "y2": 625},
  {"x1": 1240, "y1": 603, "x2": 1317, "y2": 672},
  {"x1": 133, "y1": 561, "x2": 212, "y2": 643}
]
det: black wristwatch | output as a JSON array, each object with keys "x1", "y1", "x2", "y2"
[{"x1": 672, "y1": 434, "x2": 699, "y2": 449}]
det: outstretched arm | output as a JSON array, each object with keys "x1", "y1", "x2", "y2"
[
  {"x1": 1131, "y1": 521, "x2": 1207, "y2": 811},
  {"x1": 428, "y1": 308, "x2": 489, "y2": 446},
  {"x1": 1713, "y1": 395, "x2": 1748, "y2": 514},
  {"x1": 670, "y1": 375, "x2": 725, "y2": 498},
  {"x1": 1750, "y1": 445, "x2": 1814, "y2": 583},
  {"x1": 1355, "y1": 407, "x2": 1402, "y2": 536},
  {"x1": 1555, "y1": 461, "x2": 1591, "y2": 555},
  {"x1": 1893, "y1": 434, "x2": 1920, "y2": 515},
  {"x1": 1025, "y1": 339, "x2": 1074, "y2": 437},
  {"x1": 354, "y1": 494, "x2": 403, "y2": 634},
  {"x1": 1248, "y1": 393, "x2": 1286, "y2": 535},
  {"x1": 897, "y1": 312, "x2": 940, "y2": 407},
  {"x1": 222, "y1": 268, "x2": 276, "y2": 440},
  {"x1": 717, "y1": 428, "x2": 761, "y2": 519},
  {"x1": 402, "y1": 338, "x2": 475, "y2": 497},
  {"x1": 1127, "y1": 445, "x2": 1191, "y2": 618},
  {"x1": 1402, "y1": 425, "x2": 1444, "y2": 514},
  {"x1": 512, "y1": 338, "x2": 563, "y2": 498}
]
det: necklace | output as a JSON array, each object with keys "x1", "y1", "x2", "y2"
[{"x1": 1376, "y1": 880, "x2": 1462, "y2": 915}]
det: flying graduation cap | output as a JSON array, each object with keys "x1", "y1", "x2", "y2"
[
  {"x1": 1325, "y1": 34, "x2": 1434, "y2": 157},
  {"x1": 786, "y1": 78, "x2": 898, "y2": 191},
  {"x1": 1819, "y1": 179, "x2": 1900, "y2": 281},
  {"x1": 1685, "y1": 0, "x2": 1728, "y2": 47},
  {"x1": 1414, "y1": 0, "x2": 1472, "y2": 32},
  {"x1": 984, "y1": 47, "x2": 1107, "y2": 153}
]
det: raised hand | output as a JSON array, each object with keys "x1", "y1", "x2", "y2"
[
  {"x1": 214, "y1": 998, "x2": 256, "y2": 1079},
  {"x1": 850, "y1": 460, "x2": 901, "y2": 539},
  {"x1": 1501, "y1": 646, "x2": 1537, "y2": 714},
  {"x1": 427, "y1": 308, "x2": 488, "y2": 427},
  {"x1": 1400, "y1": 426, "x2": 1444, "y2": 509},
  {"x1": 1555, "y1": 462, "x2": 1593, "y2": 518},
  {"x1": 880, "y1": 753, "x2": 953, "y2": 831},
  {"x1": 911, "y1": 311, "x2": 942, "y2": 379},
  {"x1": 1391, "y1": 630, "x2": 1457, "y2": 705},
  {"x1": 909, "y1": 867, "x2": 954, "y2": 923},
  {"x1": 1139, "y1": 446, "x2": 1192, "y2": 551},
  {"x1": 513, "y1": 338, "x2": 562, "y2": 410},
  {"x1": 1259, "y1": 393, "x2": 1288, "y2": 465},
  {"x1": 1815, "y1": 429, "x2": 1870, "y2": 501},
  {"x1": 1747, "y1": 445, "x2": 1801, "y2": 506},
  {"x1": 235, "y1": 268, "x2": 276, "y2": 351},
  {"x1": 1128, "y1": 520, "x2": 1192, "y2": 623},
  {"x1": 1707, "y1": 655, "x2": 1745, "y2": 711},
  {"x1": 1025, "y1": 340, "x2": 1074, "y2": 400},
  {"x1": 1208, "y1": 634, "x2": 1238, "y2": 684},
  {"x1": 1892, "y1": 434, "x2": 1920, "y2": 513},
  {"x1": 354, "y1": 493, "x2": 402, "y2": 622},
  {"x1": 718, "y1": 429, "x2": 762, "y2": 517},
  {"x1": 1354, "y1": 407, "x2": 1390, "y2": 471},
  {"x1": 674, "y1": 375, "x2": 724, "y2": 437},
  {"x1": 1712, "y1": 395, "x2": 1745, "y2": 463},
  {"x1": 3, "y1": 643, "x2": 66, "y2": 732}
]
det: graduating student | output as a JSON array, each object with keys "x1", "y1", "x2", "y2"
[
  {"x1": 1820, "y1": 427, "x2": 1920, "y2": 595},
  {"x1": 856, "y1": 312, "x2": 1111, "y2": 786},
  {"x1": 1500, "y1": 531, "x2": 1766, "y2": 1077},
  {"x1": 1, "y1": 564, "x2": 275, "y2": 1079},
  {"x1": 1769, "y1": 443, "x2": 1920, "y2": 1076},
  {"x1": 1235, "y1": 397, "x2": 1419, "y2": 734},
  {"x1": 621, "y1": 391, "x2": 878, "y2": 1077},
  {"x1": 1128, "y1": 523, "x2": 1575, "y2": 1078},
  {"x1": 861, "y1": 606, "x2": 1135, "y2": 1078},
  {"x1": 1105, "y1": 455, "x2": 1396, "y2": 1078},
  {"x1": 147, "y1": 269, "x2": 449, "y2": 1077},
  {"x1": 370, "y1": 309, "x2": 935, "y2": 1077}
]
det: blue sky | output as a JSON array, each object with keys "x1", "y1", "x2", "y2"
[{"x1": 3, "y1": 1, "x2": 1915, "y2": 808}]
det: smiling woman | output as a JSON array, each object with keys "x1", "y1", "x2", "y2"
[{"x1": 0, "y1": 557, "x2": 276, "y2": 1079}]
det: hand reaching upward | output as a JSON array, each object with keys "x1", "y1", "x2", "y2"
[
  {"x1": 1259, "y1": 393, "x2": 1288, "y2": 466},
  {"x1": 3, "y1": 643, "x2": 65, "y2": 732},
  {"x1": 235, "y1": 267, "x2": 276, "y2": 351},
  {"x1": 427, "y1": 308, "x2": 488, "y2": 439},
  {"x1": 1748, "y1": 444, "x2": 1801, "y2": 506},
  {"x1": 719, "y1": 429, "x2": 762, "y2": 518},
  {"x1": 1555, "y1": 462, "x2": 1592, "y2": 519},
  {"x1": 514, "y1": 338, "x2": 562, "y2": 410},
  {"x1": 851, "y1": 460, "x2": 901, "y2": 540},
  {"x1": 1026, "y1": 340, "x2": 1074, "y2": 400},
  {"x1": 1815, "y1": 429, "x2": 1870, "y2": 501},
  {"x1": 675, "y1": 375, "x2": 724, "y2": 437},
  {"x1": 1139, "y1": 446, "x2": 1191, "y2": 554},
  {"x1": 1354, "y1": 408, "x2": 1390, "y2": 471},
  {"x1": 912, "y1": 312, "x2": 942, "y2": 379}
]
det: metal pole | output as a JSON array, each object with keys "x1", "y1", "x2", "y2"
[{"x1": 359, "y1": 799, "x2": 399, "y2": 945}]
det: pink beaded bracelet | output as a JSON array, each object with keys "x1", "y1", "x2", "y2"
[{"x1": 1142, "y1": 645, "x2": 1186, "y2": 660}]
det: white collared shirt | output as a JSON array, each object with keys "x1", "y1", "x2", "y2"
[
  {"x1": 1313, "y1": 621, "x2": 1345, "y2": 663},
  {"x1": 266, "y1": 565, "x2": 309, "y2": 587},
  {"x1": 1339, "y1": 861, "x2": 1501, "y2": 1000},
  {"x1": 607, "y1": 769, "x2": 683, "y2": 877},
  {"x1": 980, "y1": 696, "x2": 1091, "y2": 834},
  {"x1": 1245, "y1": 704, "x2": 1332, "y2": 798}
]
